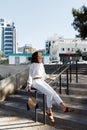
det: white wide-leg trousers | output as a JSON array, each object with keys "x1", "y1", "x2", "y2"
[{"x1": 32, "y1": 79, "x2": 63, "y2": 108}]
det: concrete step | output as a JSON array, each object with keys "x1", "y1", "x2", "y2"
[
  {"x1": 15, "y1": 89, "x2": 87, "y2": 105},
  {"x1": 0, "y1": 100, "x2": 87, "y2": 130},
  {"x1": 0, "y1": 108, "x2": 62, "y2": 130},
  {"x1": 68, "y1": 88, "x2": 87, "y2": 96},
  {"x1": 45, "y1": 64, "x2": 87, "y2": 75},
  {"x1": 69, "y1": 83, "x2": 87, "y2": 89},
  {"x1": 5, "y1": 92, "x2": 87, "y2": 117},
  {"x1": 53, "y1": 102, "x2": 87, "y2": 117},
  {"x1": 60, "y1": 94, "x2": 87, "y2": 105},
  {"x1": 53, "y1": 111, "x2": 87, "y2": 130},
  {"x1": 54, "y1": 87, "x2": 87, "y2": 96},
  {"x1": 57, "y1": 81, "x2": 87, "y2": 89}
]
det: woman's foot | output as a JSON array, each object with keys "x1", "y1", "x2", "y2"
[
  {"x1": 64, "y1": 107, "x2": 74, "y2": 112},
  {"x1": 46, "y1": 112, "x2": 55, "y2": 122}
]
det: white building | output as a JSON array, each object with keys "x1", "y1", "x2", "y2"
[
  {"x1": 0, "y1": 18, "x2": 16, "y2": 56},
  {"x1": 8, "y1": 53, "x2": 50, "y2": 65},
  {"x1": 45, "y1": 35, "x2": 87, "y2": 61},
  {"x1": 9, "y1": 53, "x2": 31, "y2": 65}
]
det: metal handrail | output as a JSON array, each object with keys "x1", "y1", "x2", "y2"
[
  {"x1": 48, "y1": 63, "x2": 70, "y2": 85},
  {"x1": 48, "y1": 60, "x2": 78, "y2": 95}
]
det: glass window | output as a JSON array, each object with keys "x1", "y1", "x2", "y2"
[
  {"x1": 5, "y1": 48, "x2": 12, "y2": 50},
  {"x1": 84, "y1": 48, "x2": 86, "y2": 51},
  {"x1": 5, "y1": 36, "x2": 13, "y2": 39},
  {"x1": 5, "y1": 32, "x2": 13, "y2": 35},
  {"x1": 4, "y1": 40, "x2": 13, "y2": 42},
  {"x1": 4, "y1": 44, "x2": 12, "y2": 46},
  {"x1": 67, "y1": 48, "x2": 70, "y2": 51},
  {"x1": 71, "y1": 48, "x2": 74, "y2": 52},
  {"x1": 5, "y1": 28, "x2": 12, "y2": 31},
  {"x1": 61, "y1": 48, "x2": 64, "y2": 51},
  {"x1": 1, "y1": 23, "x2": 4, "y2": 26}
]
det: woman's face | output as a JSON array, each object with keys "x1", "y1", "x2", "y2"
[{"x1": 37, "y1": 52, "x2": 43, "y2": 63}]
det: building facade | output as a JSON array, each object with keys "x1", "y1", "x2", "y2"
[
  {"x1": 45, "y1": 35, "x2": 87, "y2": 61},
  {"x1": 0, "y1": 18, "x2": 16, "y2": 56},
  {"x1": 18, "y1": 44, "x2": 36, "y2": 53},
  {"x1": 9, "y1": 53, "x2": 50, "y2": 65}
]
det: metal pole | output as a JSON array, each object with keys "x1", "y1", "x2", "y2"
[
  {"x1": 59, "y1": 75, "x2": 62, "y2": 94},
  {"x1": 76, "y1": 60, "x2": 78, "y2": 83},
  {"x1": 43, "y1": 94, "x2": 46, "y2": 124},
  {"x1": 35, "y1": 90, "x2": 37, "y2": 122},
  {"x1": 66, "y1": 69, "x2": 69, "y2": 95},
  {"x1": 70, "y1": 61, "x2": 72, "y2": 82}
]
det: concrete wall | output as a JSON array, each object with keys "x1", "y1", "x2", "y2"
[
  {"x1": 1, "y1": 63, "x2": 86, "y2": 102},
  {"x1": 0, "y1": 67, "x2": 29, "y2": 101}
]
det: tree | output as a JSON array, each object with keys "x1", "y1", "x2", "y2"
[
  {"x1": 76, "y1": 49, "x2": 82, "y2": 56},
  {"x1": 72, "y1": 5, "x2": 87, "y2": 39},
  {"x1": 0, "y1": 51, "x2": 2, "y2": 57},
  {"x1": 0, "y1": 51, "x2": 5, "y2": 57}
]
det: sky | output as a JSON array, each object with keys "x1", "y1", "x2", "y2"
[{"x1": 0, "y1": 0, "x2": 87, "y2": 50}]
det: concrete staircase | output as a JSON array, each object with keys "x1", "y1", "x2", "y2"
[
  {"x1": 0, "y1": 79, "x2": 87, "y2": 130},
  {"x1": 45, "y1": 64, "x2": 87, "y2": 74}
]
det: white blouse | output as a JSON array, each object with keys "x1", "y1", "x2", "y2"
[{"x1": 27, "y1": 63, "x2": 49, "y2": 85}]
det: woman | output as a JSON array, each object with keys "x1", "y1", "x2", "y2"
[{"x1": 27, "y1": 51, "x2": 74, "y2": 122}]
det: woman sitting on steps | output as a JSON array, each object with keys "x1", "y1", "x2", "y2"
[{"x1": 27, "y1": 51, "x2": 74, "y2": 123}]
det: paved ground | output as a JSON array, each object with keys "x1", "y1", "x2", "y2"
[{"x1": 0, "y1": 108, "x2": 67, "y2": 130}]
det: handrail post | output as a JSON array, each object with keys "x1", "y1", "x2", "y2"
[
  {"x1": 59, "y1": 66, "x2": 62, "y2": 94},
  {"x1": 66, "y1": 69, "x2": 69, "y2": 95},
  {"x1": 76, "y1": 60, "x2": 78, "y2": 83},
  {"x1": 43, "y1": 94, "x2": 46, "y2": 124},
  {"x1": 35, "y1": 90, "x2": 37, "y2": 122},
  {"x1": 59, "y1": 75, "x2": 62, "y2": 94},
  {"x1": 70, "y1": 61, "x2": 72, "y2": 82}
]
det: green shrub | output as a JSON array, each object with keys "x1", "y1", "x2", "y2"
[{"x1": 0, "y1": 59, "x2": 9, "y2": 64}]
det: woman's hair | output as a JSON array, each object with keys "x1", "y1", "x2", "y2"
[{"x1": 31, "y1": 51, "x2": 39, "y2": 63}]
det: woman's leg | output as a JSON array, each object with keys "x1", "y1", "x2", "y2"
[
  {"x1": 33, "y1": 79, "x2": 54, "y2": 108},
  {"x1": 53, "y1": 90, "x2": 74, "y2": 112},
  {"x1": 33, "y1": 79, "x2": 74, "y2": 112},
  {"x1": 33, "y1": 79, "x2": 64, "y2": 108},
  {"x1": 33, "y1": 79, "x2": 55, "y2": 122}
]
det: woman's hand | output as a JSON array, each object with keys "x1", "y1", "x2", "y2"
[
  {"x1": 28, "y1": 86, "x2": 31, "y2": 92},
  {"x1": 48, "y1": 77, "x2": 56, "y2": 81},
  {"x1": 26, "y1": 82, "x2": 32, "y2": 92}
]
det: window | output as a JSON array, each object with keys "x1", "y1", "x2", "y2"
[
  {"x1": 5, "y1": 36, "x2": 13, "y2": 39},
  {"x1": 61, "y1": 48, "x2": 64, "y2": 51},
  {"x1": 4, "y1": 48, "x2": 12, "y2": 50},
  {"x1": 1, "y1": 23, "x2": 4, "y2": 26},
  {"x1": 5, "y1": 32, "x2": 13, "y2": 35},
  {"x1": 4, "y1": 40, "x2": 13, "y2": 42},
  {"x1": 52, "y1": 41, "x2": 55, "y2": 43},
  {"x1": 67, "y1": 48, "x2": 70, "y2": 51},
  {"x1": 15, "y1": 57, "x2": 19, "y2": 64},
  {"x1": 84, "y1": 48, "x2": 86, "y2": 51},
  {"x1": 4, "y1": 44, "x2": 12, "y2": 47},
  {"x1": 5, "y1": 28, "x2": 12, "y2": 31},
  {"x1": 71, "y1": 48, "x2": 74, "y2": 52}
]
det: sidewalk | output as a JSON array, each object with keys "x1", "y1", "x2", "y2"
[{"x1": 0, "y1": 108, "x2": 66, "y2": 130}]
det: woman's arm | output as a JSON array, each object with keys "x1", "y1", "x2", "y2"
[
  {"x1": 42, "y1": 63, "x2": 56, "y2": 80},
  {"x1": 27, "y1": 65, "x2": 33, "y2": 91}
]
